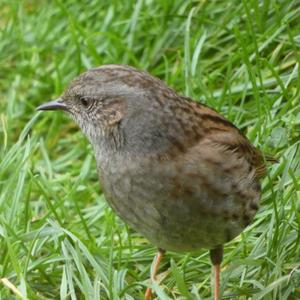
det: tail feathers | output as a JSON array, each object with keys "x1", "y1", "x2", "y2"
[
  {"x1": 254, "y1": 151, "x2": 278, "y2": 179},
  {"x1": 265, "y1": 154, "x2": 279, "y2": 164}
]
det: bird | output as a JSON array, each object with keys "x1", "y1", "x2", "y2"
[{"x1": 37, "y1": 64, "x2": 270, "y2": 300}]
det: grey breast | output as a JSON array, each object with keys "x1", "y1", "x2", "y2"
[{"x1": 96, "y1": 143, "x2": 260, "y2": 252}]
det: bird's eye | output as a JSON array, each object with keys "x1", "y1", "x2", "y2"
[{"x1": 80, "y1": 96, "x2": 89, "y2": 107}]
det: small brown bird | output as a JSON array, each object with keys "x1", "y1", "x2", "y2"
[{"x1": 37, "y1": 65, "x2": 269, "y2": 300}]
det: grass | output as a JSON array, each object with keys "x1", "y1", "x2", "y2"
[{"x1": 0, "y1": 0, "x2": 300, "y2": 299}]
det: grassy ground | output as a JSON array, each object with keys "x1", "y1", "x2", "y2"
[{"x1": 0, "y1": 0, "x2": 300, "y2": 299}]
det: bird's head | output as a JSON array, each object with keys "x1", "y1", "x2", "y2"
[{"x1": 37, "y1": 64, "x2": 175, "y2": 152}]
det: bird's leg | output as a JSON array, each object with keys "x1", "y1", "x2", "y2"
[
  {"x1": 145, "y1": 248, "x2": 165, "y2": 300},
  {"x1": 209, "y1": 245, "x2": 223, "y2": 300}
]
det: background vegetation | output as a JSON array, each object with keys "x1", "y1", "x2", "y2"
[{"x1": 0, "y1": 0, "x2": 299, "y2": 299}]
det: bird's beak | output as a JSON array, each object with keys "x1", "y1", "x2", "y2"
[{"x1": 36, "y1": 98, "x2": 67, "y2": 111}]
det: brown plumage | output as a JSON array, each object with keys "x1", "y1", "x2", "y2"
[{"x1": 37, "y1": 64, "x2": 272, "y2": 300}]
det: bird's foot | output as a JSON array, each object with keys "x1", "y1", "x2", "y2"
[{"x1": 144, "y1": 249, "x2": 165, "y2": 300}]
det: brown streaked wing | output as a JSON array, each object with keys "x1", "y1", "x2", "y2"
[{"x1": 176, "y1": 98, "x2": 267, "y2": 179}]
